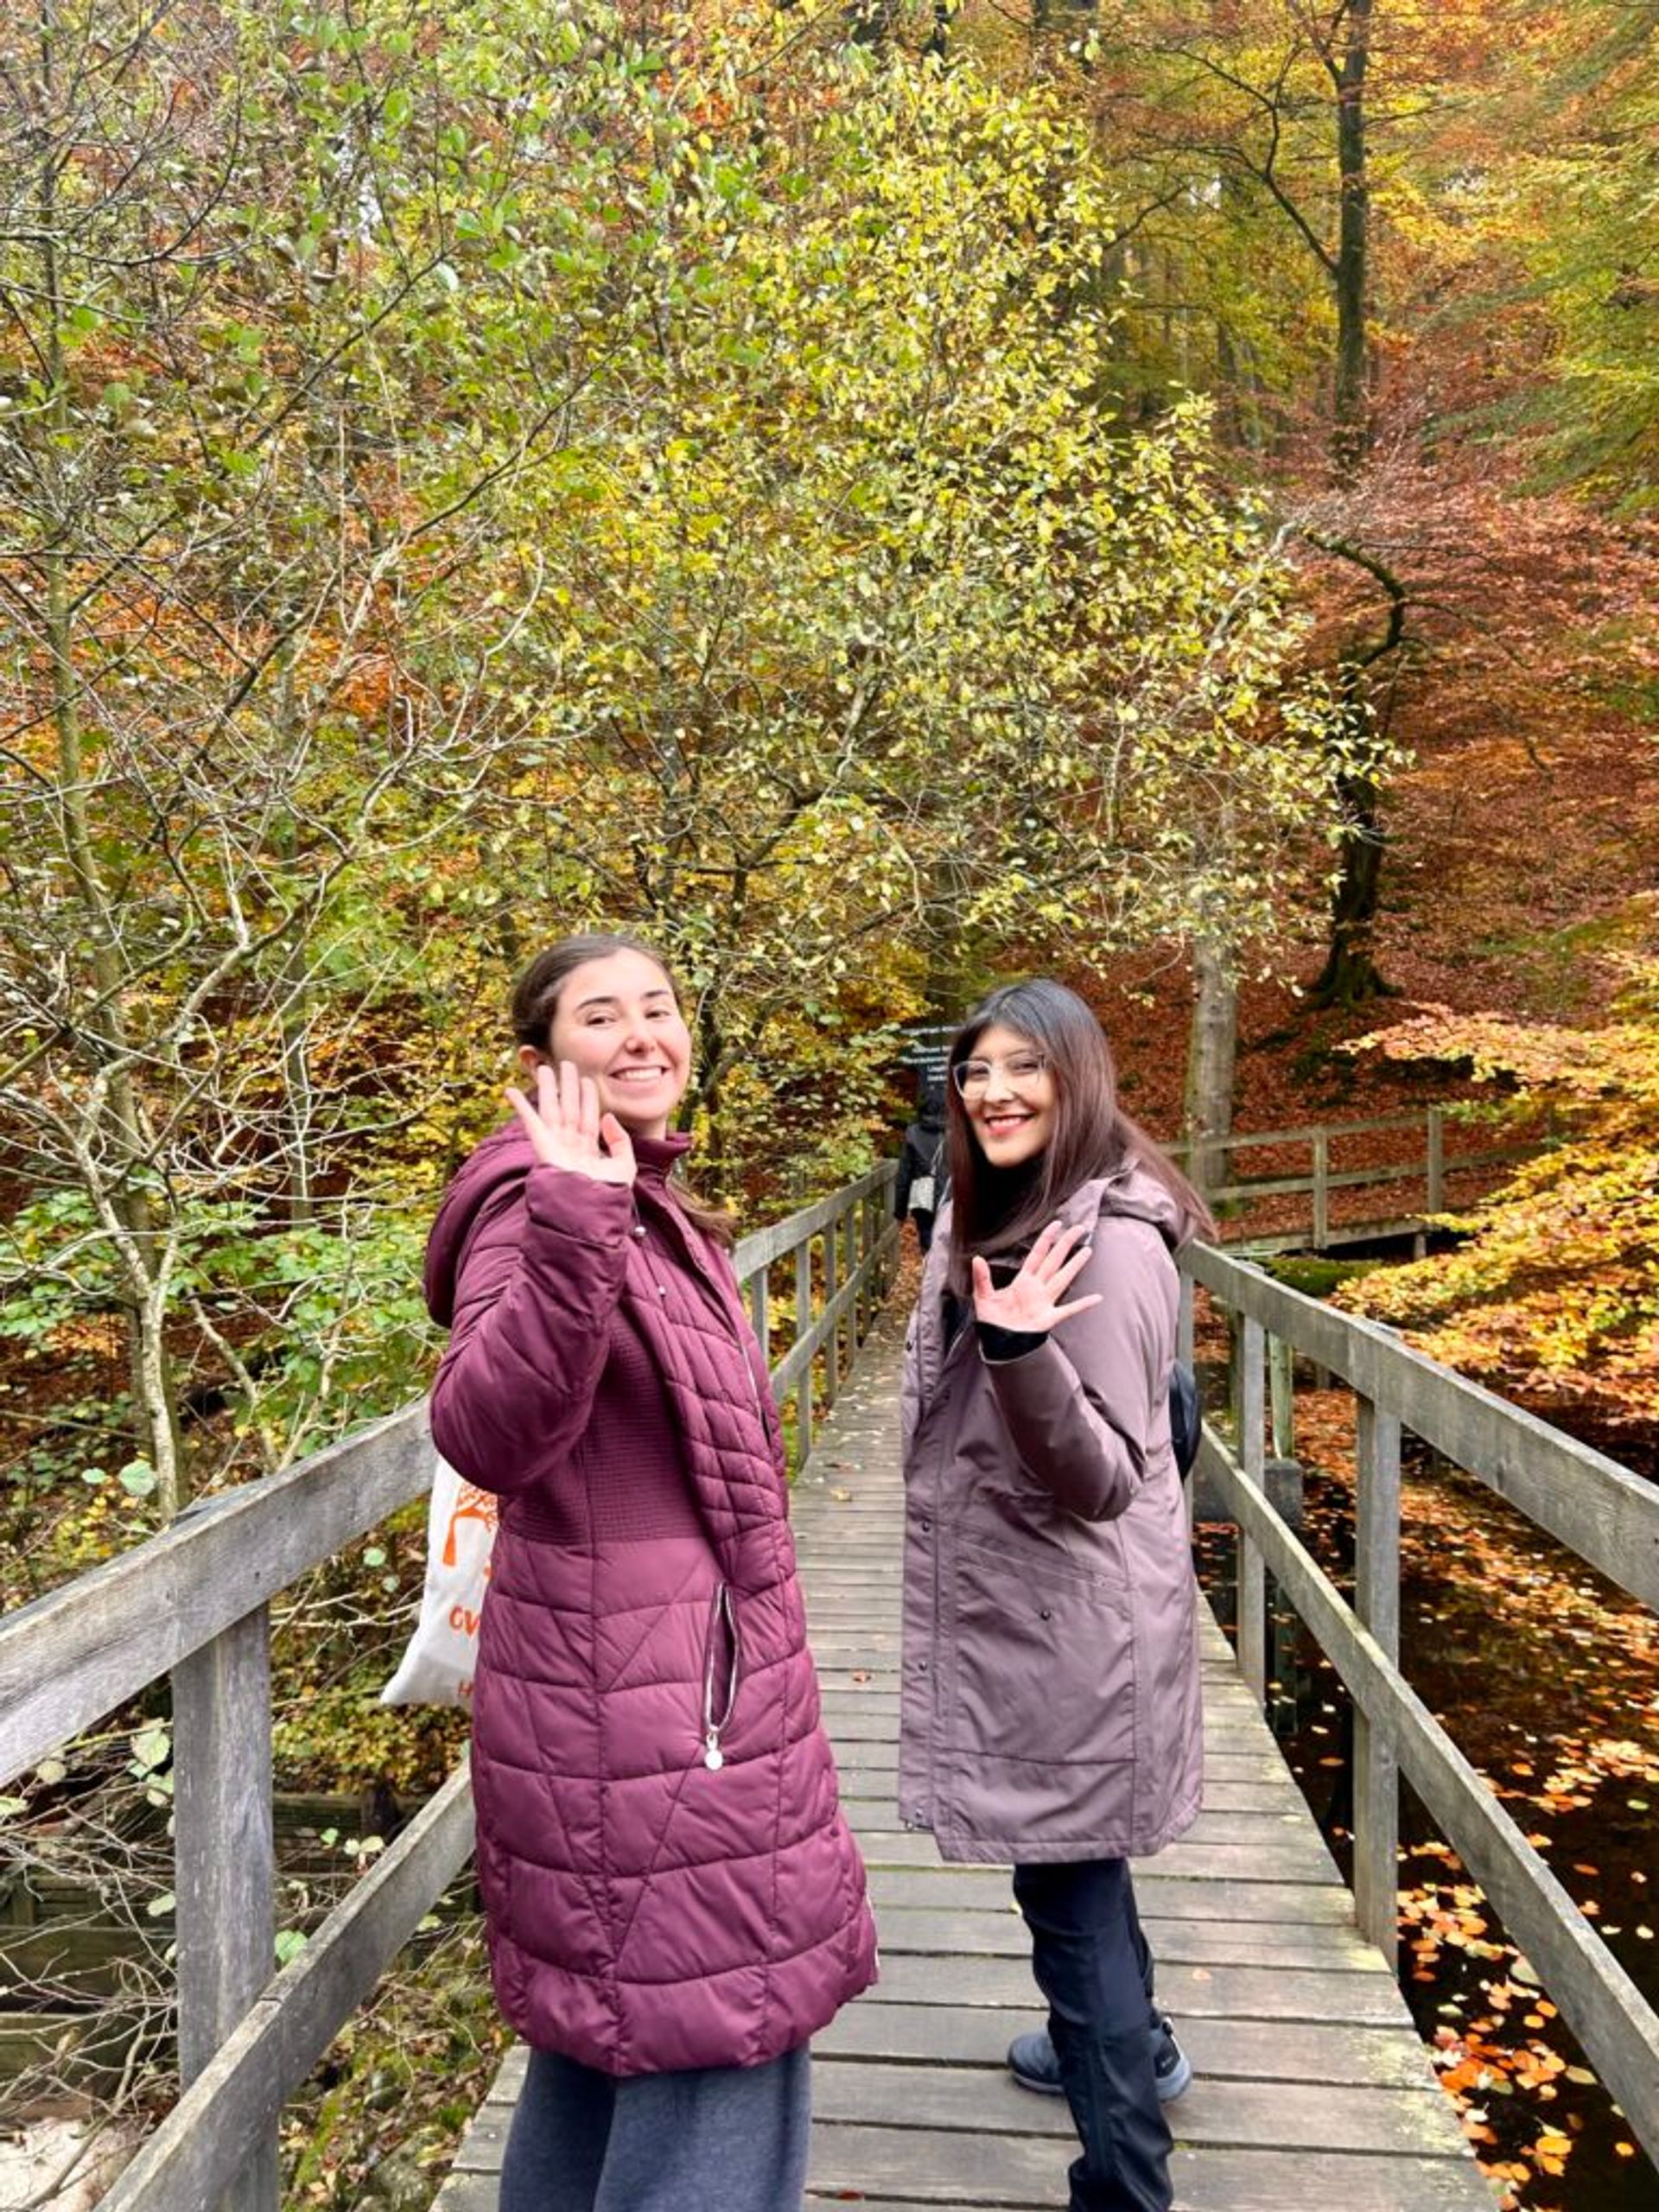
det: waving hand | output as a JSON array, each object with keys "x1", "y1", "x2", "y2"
[
  {"x1": 505, "y1": 1059, "x2": 637, "y2": 1186},
  {"x1": 970, "y1": 1219, "x2": 1103, "y2": 1333}
]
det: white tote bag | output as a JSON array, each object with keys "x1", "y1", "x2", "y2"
[{"x1": 380, "y1": 1454, "x2": 499, "y2": 1707}]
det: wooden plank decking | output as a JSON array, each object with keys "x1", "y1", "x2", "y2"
[{"x1": 435, "y1": 1319, "x2": 1497, "y2": 2212}]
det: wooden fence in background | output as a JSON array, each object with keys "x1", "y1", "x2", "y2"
[{"x1": 1170, "y1": 1103, "x2": 1543, "y2": 1252}]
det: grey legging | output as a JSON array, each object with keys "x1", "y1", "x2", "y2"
[{"x1": 499, "y1": 2043, "x2": 812, "y2": 2212}]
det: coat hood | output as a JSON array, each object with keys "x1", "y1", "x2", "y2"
[
  {"x1": 424, "y1": 1124, "x2": 534, "y2": 1329},
  {"x1": 1061, "y1": 1160, "x2": 1191, "y2": 1254},
  {"x1": 933, "y1": 1157, "x2": 1191, "y2": 1277}
]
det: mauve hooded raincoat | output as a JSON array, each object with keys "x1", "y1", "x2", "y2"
[
  {"x1": 899, "y1": 1165, "x2": 1205, "y2": 1864},
  {"x1": 425, "y1": 1126, "x2": 876, "y2": 2076}
]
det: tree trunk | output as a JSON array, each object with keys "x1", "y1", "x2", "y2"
[
  {"x1": 1215, "y1": 317, "x2": 1267, "y2": 456},
  {"x1": 37, "y1": 29, "x2": 186, "y2": 1500},
  {"x1": 1184, "y1": 942, "x2": 1237, "y2": 1205},
  {"x1": 273, "y1": 653, "x2": 315, "y2": 1227},
  {"x1": 923, "y1": 853, "x2": 982, "y2": 1027},
  {"x1": 1301, "y1": 539, "x2": 1408, "y2": 1011},
  {"x1": 1332, "y1": 0, "x2": 1373, "y2": 469},
  {"x1": 694, "y1": 995, "x2": 729, "y2": 1199},
  {"x1": 1313, "y1": 4, "x2": 1385, "y2": 999},
  {"x1": 1311, "y1": 762, "x2": 1389, "y2": 1008}
]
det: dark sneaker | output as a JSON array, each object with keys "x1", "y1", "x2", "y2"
[
  {"x1": 1007, "y1": 2020, "x2": 1193, "y2": 2105},
  {"x1": 1151, "y1": 2012, "x2": 1193, "y2": 2102},
  {"x1": 1007, "y1": 2029, "x2": 1066, "y2": 2096}
]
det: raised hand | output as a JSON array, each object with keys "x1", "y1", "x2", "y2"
[
  {"x1": 971, "y1": 1219, "x2": 1103, "y2": 1333},
  {"x1": 505, "y1": 1058, "x2": 637, "y2": 1185}
]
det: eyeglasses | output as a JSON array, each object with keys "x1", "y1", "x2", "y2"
[{"x1": 951, "y1": 1052, "x2": 1048, "y2": 1098}]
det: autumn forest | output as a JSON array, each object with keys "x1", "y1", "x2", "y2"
[{"x1": 2, "y1": 0, "x2": 1656, "y2": 2205}]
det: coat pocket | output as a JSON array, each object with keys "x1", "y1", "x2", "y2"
[
  {"x1": 699, "y1": 1582, "x2": 741, "y2": 1770},
  {"x1": 948, "y1": 1537, "x2": 1135, "y2": 1772}
]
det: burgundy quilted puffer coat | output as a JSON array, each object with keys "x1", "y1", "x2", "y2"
[{"x1": 425, "y1": 1127, "x2": 876, "y2": 2075}]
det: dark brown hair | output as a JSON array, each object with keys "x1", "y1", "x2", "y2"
[
  {"x1": 944, "y1": 976, "x2": 1213, "y2": 1296},
  {"x1": 509, "y1": 932, "x2": 734, "y2": 1250}
]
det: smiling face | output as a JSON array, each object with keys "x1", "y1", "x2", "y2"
[
  {"x1": 524, "y1": 947, "x2": 692, "y2": 1139},
  {"x1": 958, "y1": 1020, "x2": 1057, "y2": 1171}
]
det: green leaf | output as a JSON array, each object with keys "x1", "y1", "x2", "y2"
[{"x1": 130, "y1": 1725, "x2": 171, "y2": 1774}]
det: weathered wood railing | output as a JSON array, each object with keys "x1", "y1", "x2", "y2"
[
  {"x1": 1168, "y1": 1103, "x2": 1541, "y2": 1252},
  {"x1": 0, "y1": 1162, "x2": 899, "y2": 2212},
  {"x1": 1180, "y1": 1243, "x2": 1659, "y2": 2165},
  {"x1": 734, "y1": 1164, "x2": 900, "y2": 1465}
]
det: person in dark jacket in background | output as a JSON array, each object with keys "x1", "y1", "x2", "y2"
[
  {"x1": 899, "y1": 978, "x2": 1212, "y2": 2212},
  {"x1": 894, "y1": 1077, "x2": 947, "y2": 1252},
  {"x1": 424, "y1": 931, "x2": 876, "y2": 2212}
]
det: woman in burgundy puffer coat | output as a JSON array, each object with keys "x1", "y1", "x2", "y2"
[{"x1": 424, "y1": 932, "x2": 876, "y2": 2212}]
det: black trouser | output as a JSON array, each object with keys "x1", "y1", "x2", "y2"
[{"x1": 1013, "y1": 1858, "x2": 1173, "y2": 2212}]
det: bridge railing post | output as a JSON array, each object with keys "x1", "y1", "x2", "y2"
[
  {"x1": 822, "y1": 1226, "x2": 840, "y2": 1409},
  {"x1": 1426, "y1": 1106, "x2": 1445, "y2": 1215},
  {"x1": 172, "y1": 1606, "x2": 280, "y2": 2212},
  {"x1": 1268, "y1": 1332, "x2": 1295, "y2": 1460},
  {"x1": 829, "y1": 1214, "x2": 842, "y2": 1388},
  {"x1": 1236, "y1": 1314, "x2": 1268, "y2": 1705},
  {"x1": 1177, "y1": 1236, "x2": 1659, "y2": 2160},
  {"x1": 794, "y1": 1237, "x2": 816, "y2": 1463},
  {"x1": 1352, "y1": 1393, "x2": 1402, "y2": 1969},
  {"x1": 841, "y1": 1205, "x2": 857, "y2": 1375},
  {"x1": 748, "y1": 1261, "x2": 770, "y2": 1365},
  {"x1": 1312, "y1": 1131, "x2": 1330, "y2": 1250}
]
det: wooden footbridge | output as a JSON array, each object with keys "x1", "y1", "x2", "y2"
[
  {"x1": 4, "y1": 1137, "x2": 1657, "y2": 2212},
  {"x1": 437, "y1": 1321, "x2": 1500, "y2": 2212}
]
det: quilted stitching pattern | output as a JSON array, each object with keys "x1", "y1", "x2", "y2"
[{"x1": 429, "y1": 1136, "x2": 876, "y2": 2075}]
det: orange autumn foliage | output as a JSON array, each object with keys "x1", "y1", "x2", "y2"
[{"x1": 1339, "y1": 930, "x2": 1659, "y2": 1447}]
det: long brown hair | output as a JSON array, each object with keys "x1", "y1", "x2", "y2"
[
  {"x1": 509, "y1": 932, "x2": 734, "y2": 1250},
  {"x1": 943, "y1": 977, "x2": 1212, "y2": 1296}
]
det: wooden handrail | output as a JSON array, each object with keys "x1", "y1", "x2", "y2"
[
  {"x1": 0, "y1": 1408, "x2": 432, "y2": 1788},
  {"x1": 95, "y1": 1767, "x2": 477, "y2": 2212},
  {"x1": 1186, "y1": 1246, "x2": 1659, "y2": 2165},
  {"x1": 1186, "y1": 1243, "x2": 1659, "y2": 1613},
  {"x1": 0, "y1": 1160, "x2": 900, "y2": 2212}
]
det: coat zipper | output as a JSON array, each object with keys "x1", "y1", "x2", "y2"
[
  {"x1": 635, "y1": 1198, "x2": 757, "y2": 1773},
  {"x1": 913, "y1": 1289, "x2": 976, "y2": 1833},
  {"x1": 701, "y1": 1581, "x2": 741, "y2": 1770}
]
